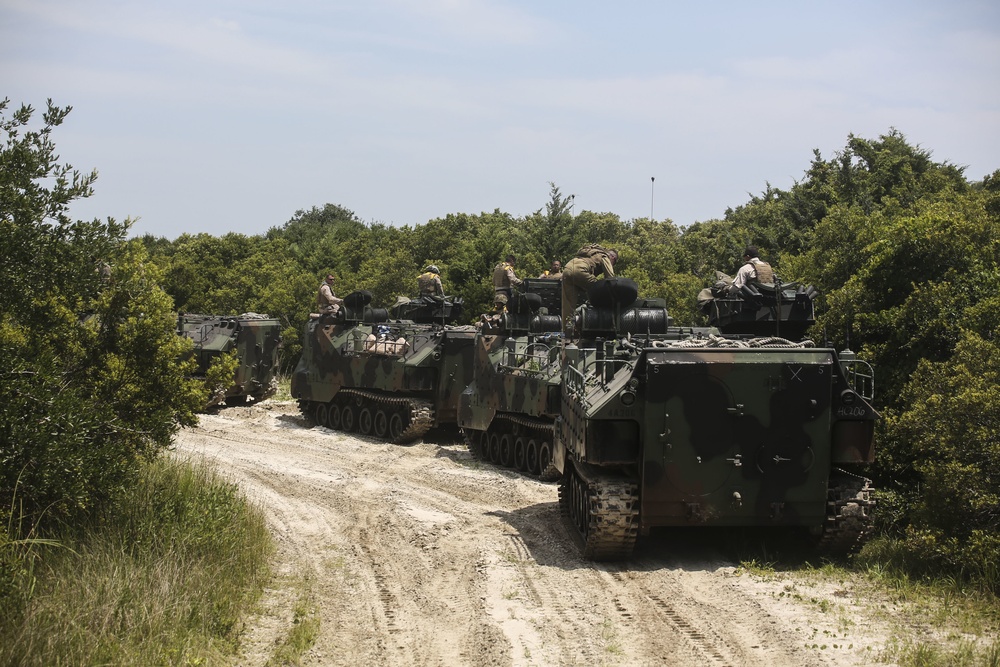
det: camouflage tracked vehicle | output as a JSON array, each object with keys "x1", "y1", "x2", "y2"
[
  {"x1": 551, "y1": 278, "x2": 877, "y2": 560},
  {"x1": 177, "y1": 313, "x2": 282, "y2": 408},
  {"x1": 291, "y1": 290, "x2": 477, "y2": 443},
  {"x1": 458, "y1": 287, "x2": 565, "y2": 479}
]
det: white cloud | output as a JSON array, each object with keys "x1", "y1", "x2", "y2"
[
  {"x1": 4, "y1": 0, "x2": 998, "y2": 236},
  {"x1": 384, "y1": 0, "x2": 557, "y2": 44},
  {"x1": 4, "y1": 0, "x2": 330, "y2": 78}
]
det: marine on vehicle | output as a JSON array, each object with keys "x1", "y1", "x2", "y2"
[
  {"x1": 291, "y1": 290, "x2": 477, "y2": 443},
  {"x1": 548, "y1": 278, "x2": 877, "y2": 560},
  {"x1": 177, "y1": 312, "x2": 282, "y2": 408}
]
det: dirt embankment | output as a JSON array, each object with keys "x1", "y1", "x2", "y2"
[{"x1": 174, "y1": 402, "x2": 906, "y2": 667}]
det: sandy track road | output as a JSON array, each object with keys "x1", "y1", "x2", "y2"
[{"x1": 173, "y1": 402, "x2": 895, "y2": 667}]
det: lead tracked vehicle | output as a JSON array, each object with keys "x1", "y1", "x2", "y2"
[
  {"x1": 553, "y1": 278, "x2": 877, "y2": 560},
  {"x1": 291, "y1": 290, "x2": 477, "y2": 443},
  {"x1": 177, "y1": 312, "x2": 282, "y2": 408}
]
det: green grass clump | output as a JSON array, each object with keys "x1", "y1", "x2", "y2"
[
  {"x1": 270, "y1": 375, "x2": 294, "y2": 402},
  {"x1": 266, "y1": 583, "x2": 320, "y2": 667},
  {"x1": 883, "y1": 637, "x2": 1000, "y2": 667},
  {"x1": 0, "y1": 456, "x2": 273, "y2": 666}
]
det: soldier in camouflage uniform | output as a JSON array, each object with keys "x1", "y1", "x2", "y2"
[
  {"x1": 493, "y1": 254, "x2": 523, "y2": 301},
  {"x1": 730, "y1": 246, "x2": 774, "y2": 294},
  {"x1": 317, "y1": 274, "x2": 344, "y2": 315},
  {"x1": 417, "y1": 265, "x2": 444, "y2": 297},
  {"x1": 539, "y1": 260, "x2": 562, "y2": 278},
  {"x1": 561, "y1": 245, "x2": 617, "y2": 333}
]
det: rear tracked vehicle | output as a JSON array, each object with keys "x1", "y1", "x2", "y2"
[
  {"x1": 177, "y1": 312, "x2": 282, "y2": 408},
  {"x1": 291, "y1": 291, "x2": 477, "y2": 443},
  {"x1": 552, "y1": 278, "x2": 877, "y2": 560}
]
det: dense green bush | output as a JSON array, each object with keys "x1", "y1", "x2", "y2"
[
  {"x1": 873, "y1": 330, "x2": 1000, "y2": 591},
  {"x1": 0, "y1": 99, "x2": 203, "y2": 534}
]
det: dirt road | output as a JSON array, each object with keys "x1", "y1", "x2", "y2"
[{"x1": 174, "y1": 402, "x2": 899, "y2": 667}]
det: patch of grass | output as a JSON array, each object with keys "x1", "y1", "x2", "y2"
[
  {"x1": 0, "y1": 456, "x2": 274, "y2": 666},
  {"x1": 736, "y1": 558, "x2": 777, "y2": 579},
  {"x1": 857, "y1": 564, "x2": 1000, "y2": 637},
  {"x1": 266, "y1": 580, "x2": 320, "y2": 667},
  {"x1": 882, "y1": 637, "x2": 1000, "y2": 667},
  {"x1": 271, "y1": 375, "x2": 294, "y2": 402},
  {"x1": 859, "y1": 534, "x2": 1000, "y2": 599},
  {"x1": 602, "y1": 618, "x2": 623, "y2": 655},
  {"x1": 501, "y1": 548, "x2": 522, "y2": 565},
  {"x1": 772, "y1": 555, "x2": 1000, "y2": 666}
]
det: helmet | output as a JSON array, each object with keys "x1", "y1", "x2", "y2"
[{"x1": 427, "y1": 265, "x2": 440, "y2": 275}]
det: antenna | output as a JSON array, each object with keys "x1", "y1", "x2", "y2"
[
  {"x1": 650, "y1": 176, "x2": 655, "y2": 220},
  {"x1": 773, "y1": 270, "x2": 781, "y2": 339}
]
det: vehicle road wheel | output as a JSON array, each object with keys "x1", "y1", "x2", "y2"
[
  {"x1": 314, "y1": 403, "x2": 328, "y2": 428},
  {"x1": 389, "y1": 411, "x2": 405, "y2": 441},
  {"x1": 526, "y1": 439, "x2": 540, "y2": 475},
  {"x1": 373, "y1": 409, "x2": 388, "y2": 438},
  {"x1": 358, "y1": 406, "x2": 373, "y2": 435},
  {"x1": 499, "y1": 434, "x2": 514, "y2": 467},
  {"x1": 341, "y1": 404, "x2": 356, "y2": 432},
  {"x1": 328, "y1": 403, "x2": 341, "y2": 430},
  {"x1": 488, "y1": 432, "x2": 501, "y2": 463},
  {"x1": 514, "y1": 436, "x2": 528, "y2": 472}
]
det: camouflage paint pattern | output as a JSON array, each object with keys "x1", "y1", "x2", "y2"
[
  {"x1": 456, "y1": 299, "x2": 565, "y2": 478},
  {"x1": 551, "y1": 282, "x2": 877, "y2": 559},
  {"x1": 177, "y1": 313, "x2": 282, "y2": 407},
  {"x1": 458, "y1": 332, "x2": 562, "y2": 432},
  {"x1": 291, "y1": 316, "x2": 477, "y2": 427},
  {"x1": 641, "y1": 348, "x2": 837, "y2": 528},
  {"x1": 559, "y1": 340, "x2": 876, "y2": 529}
]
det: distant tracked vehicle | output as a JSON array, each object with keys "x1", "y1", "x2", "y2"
[{"x1": 177, "y1": 312, "x2": 282, "y2": 408}]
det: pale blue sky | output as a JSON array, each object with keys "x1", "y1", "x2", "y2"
[{"x1": 3, "y1": 0, "x2": 999, "y2": 239}]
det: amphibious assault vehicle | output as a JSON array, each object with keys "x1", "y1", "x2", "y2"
[
  {"x1": 291, "y1": 291, "x2": 477, "y2": 443},
  {"x1": 177, "y1": 312, "x2": 282, "y2": 408},
  {"x1": 458, "y1": 282, "x2": 565, "y2": 479},
  {"x1": 552, "y1": 278, "x2": 876, "y2": 560}
]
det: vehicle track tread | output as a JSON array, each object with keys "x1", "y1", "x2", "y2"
[
  {"x1": 300, "y1": 391, "x2": 435, "y2": 444},
  {"x1": 559, "y1": 464, "x2": 639, "y2": 561},
  {"x1": 816, "y1": 469, "x2": 875, "y2": 554}
]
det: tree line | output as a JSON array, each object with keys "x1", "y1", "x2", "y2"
[{"x1": 3, "y1": 99, "x2": 998, "y2": 592}]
